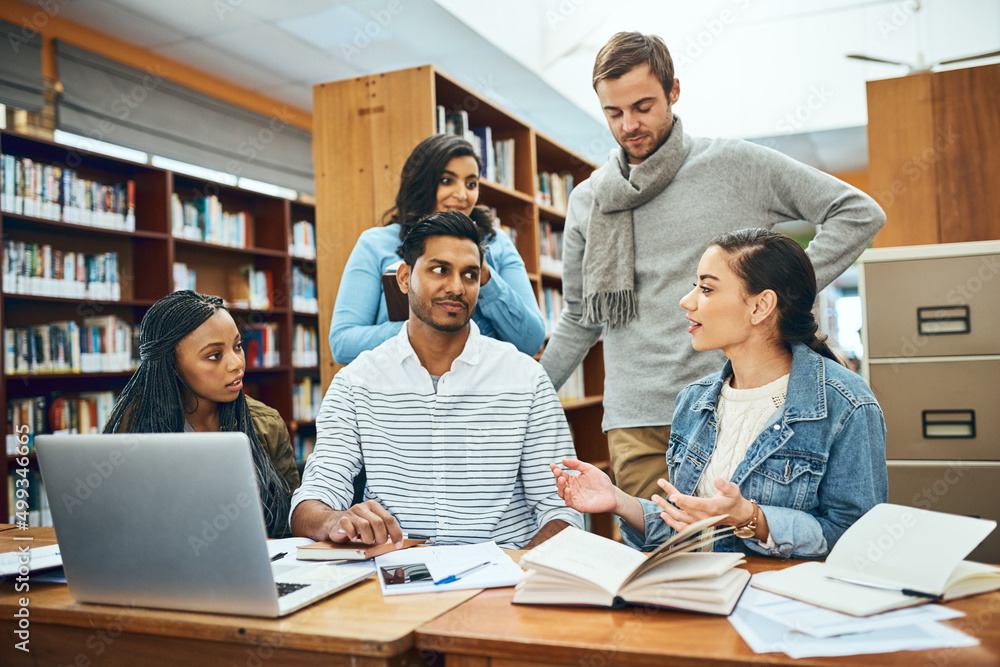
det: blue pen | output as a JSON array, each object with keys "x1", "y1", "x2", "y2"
[{"x1": 434, "y1": 561, "x2": 492, "y2": 585}]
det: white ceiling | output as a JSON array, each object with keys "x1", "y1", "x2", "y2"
[{"x1": 33, "y1": 0, "x2": 1000, "y2": 172}]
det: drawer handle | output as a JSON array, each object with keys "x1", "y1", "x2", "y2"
[
  {"x1": 922, "y1": 410, "x2": 976, "y2": 439},
  {"x1": 917, "y1": 305, "x2": 970, "y2": 336}
]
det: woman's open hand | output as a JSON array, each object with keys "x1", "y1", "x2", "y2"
[
  {"x1": 550, "y1": 458, "x2": 618, "y2": 514},
  {"x1": 652, "y1": 477, "x2": 754, "y2": 532}
]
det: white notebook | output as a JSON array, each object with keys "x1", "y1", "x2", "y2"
[{"x1": 753, "y1": 503, "x2": 1000, "y2": 616}]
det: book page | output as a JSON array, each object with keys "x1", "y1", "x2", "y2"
[
  {"x1": 825, "y1": 504, "x2": 996, "y2": 593},
  {"x1": 518, "y1": 526, "x2": 648, "y2": 595},
  {"x1": 635, "y1": 515, "x2": 731, "y2": 577},
  {"x1": 620, "y1": 553, "x2": 745, "y2": 591}
]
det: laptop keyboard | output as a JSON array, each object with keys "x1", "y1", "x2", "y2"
[{"x1": 276, "y1": 582, "x2": 310, "y2": 597}]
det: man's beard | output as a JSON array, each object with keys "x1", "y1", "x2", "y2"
[{"x1": 410, "y1": 294, "x2": 471, "y2": 332}]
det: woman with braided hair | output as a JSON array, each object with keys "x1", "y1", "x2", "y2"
[
  {"x1": 103, "y1": 290, "x2": 298, "y2": 537},
  {"x1": 552, "y1": 228, "x2": 887, "y2": 559}
]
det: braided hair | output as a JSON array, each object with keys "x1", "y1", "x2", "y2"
[
  {"x1": 103, "y1": 290, "x2": 291, "y2": 536},
  {"x1": 384, "y1": 134, "x2": 496, "y2": 245},
  {"x1": 710, "y1": 228, "x2": 844, "y2": 366}
]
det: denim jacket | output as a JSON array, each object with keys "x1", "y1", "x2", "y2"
[{"x1": 620, "y1": 343, "x2": 887, "y2": 558}]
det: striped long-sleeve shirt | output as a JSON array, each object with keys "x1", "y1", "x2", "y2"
[{"x1": 291, "y1": 322, "x2": 583, "y2": 548}]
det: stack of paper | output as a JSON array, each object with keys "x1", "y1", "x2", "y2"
[
  {"x1": 730, "y1": 572, "x2": 977, "y2": 659},
  {"x1": 374, "y1": 541, "x2": 523, "y2": 596}
]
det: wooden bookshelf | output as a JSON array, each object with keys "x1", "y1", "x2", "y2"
[
  {"x1": 312, "y1": 65, "x2": 609, "y2": 533},
  {"x1": 0, "y1": 129, "x2": 319, "y2": 523}
]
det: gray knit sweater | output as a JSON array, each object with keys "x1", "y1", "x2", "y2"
[{"x1": 540, "y1": 132, "x2": 885, "y2": 432}]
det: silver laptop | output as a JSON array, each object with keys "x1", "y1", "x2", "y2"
[{"x1": 35, "y1": 432, "x2": 371, "y2": 617}]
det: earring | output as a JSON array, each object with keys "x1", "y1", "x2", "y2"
[{"x1": 752, "y1": 318, "x2": 757, "y2": 324}]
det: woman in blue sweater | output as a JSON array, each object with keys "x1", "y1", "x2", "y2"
[
  {"x1": 329, "y1": 134, "x2": 546, "y2": 363},
  {"x1": 551, "y1": 229, "x2": 887, "y2": 558}
]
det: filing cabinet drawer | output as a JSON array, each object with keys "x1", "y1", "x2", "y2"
[
  {"x1": 869, "y1": 359, "x2": 1000, "y2": 460},
  {"x1": 887, "y1": 463, "x2": 1000, "y2": 563},
  {"x1": 865, "y1": 254, "x2": 1000, "y2": 358}
]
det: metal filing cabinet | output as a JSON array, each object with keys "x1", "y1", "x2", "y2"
[{"x1": 859, "y1": 240, "x2": 1000, "y2": 563}]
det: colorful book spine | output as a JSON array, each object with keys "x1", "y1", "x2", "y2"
[
  {"x1": 292, "y1": 376, "x2": 322, "y2": 422},
  {"x1": 242, "y1": 322, "x2": 280, "y2": 368},
  {"x1": 5, "y1": 318, "x2": 136, "y2": 375},
  {"x1": 0, "y1": 153, "x2": 135, "y2": 228},
  {"x1": 2, "y1": 241, "x2": 118, "y2": 300},
  {"x1": 292, "y1": 323, "x2": 319, "y2": 368},
  {"x1": 169, "y1": 193, "x2": 250, "y2": 248},
  {"x1": 291, "y1": 266, "x2": 318, "y2": 313},
  {"x1": 290, "y1": 220, "x2": 316, "y2": 259}
]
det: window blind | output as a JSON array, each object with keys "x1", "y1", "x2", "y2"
[
  {"x1": 0, "y1": 19, "x2": 45, "y2": 113},
  {"x1": 54, "y1": 40, "x2": 313, "y2": 194}
]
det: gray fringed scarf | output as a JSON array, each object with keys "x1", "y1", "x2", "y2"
[{"x1": 583, "y1": 115, "x2": 691, "y2": 327}]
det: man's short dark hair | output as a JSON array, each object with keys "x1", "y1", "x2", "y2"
[
  {"x1": 398, "y1": 211, "x2": 485, "y2": 266},
  {"x1": 593, "y1": 32, "x2": 674, "y2": 98}
]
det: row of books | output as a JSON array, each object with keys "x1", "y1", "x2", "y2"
[
  {"x1": 4, "y1": 317, "x2": 139, "y2": 375},
  {"x1": 0, "y1": 153, "x2": 136, "y2": 230},
  {"x1": 171, "y1": 193, "x2": 249, "y2": 248},
  {"x1": 6, "y1": 391, "x2": 118, "y2": 454},
  {"x1": 2, "y1": 241, "x2": 121, "y2": 300},
  {"x1": 292, "y1": 323, "x2": 319, "y2": 368},
  {"x1": 243, "y1": 322, "x2": 280, "y2": 369},
  {"x1": 487, "y1": 207, "x2": 519, "y2": 245},
  {"x1": 228, "y1": 265, "x2": 273, "y2": 311},
  {"x1": 557, "y1": 364, "x2": 586, "y2": 404},
  {"x1": 6, "y1": 395, "x2": 44, "y2": 454},
  {"x1": 289, "y1": 220, "x2": 316, "y2": 260},
  {"x1": 436, "y1": 109, "x2": 516, "y2": 190},
  {"x1": 292, "y1": 376, "x2": 322, "y2": 422},
  {"x1": 539, "y1": 287, "x2": 565, "y2": 338},
  {"x1": 537, "y1": 171, "x2": 575, "y2": 214},
  {"x1": 539, "y1": 221, "x2": 564, "y2": 275},
  {"x1": 172, "y1": 261, "x2": 198, "y2": 292},
  {"x1": 496, "y1": 221, "x2": 518, "y2": 245},
  {"x1": 5, "y1": 469, "x2": 50, "y2": 526},
  {"x1": 291, "y1": 265, "x2": 318, "y2": 314},
  {"x1": 293, "y1": 431, "x2": 315, "y2": 463}
]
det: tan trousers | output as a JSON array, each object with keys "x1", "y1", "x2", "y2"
[{"x1": 608, "y1": 425, "x2": 672, "y2": 501}]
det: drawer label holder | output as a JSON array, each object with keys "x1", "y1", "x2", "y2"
[
  {"x1": 922, "y1": 410, "x2": 976, "y2": 439},
  {"x1": 917, "y1": 305, "x2": 971, "y2": 336}
]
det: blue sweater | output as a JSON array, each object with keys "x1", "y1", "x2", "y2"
[{"x1": 330, "y1": 223, "x2": 546, "y2": 363}]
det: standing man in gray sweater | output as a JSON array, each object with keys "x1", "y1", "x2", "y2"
[{"x1": 540, "y1": 32, "x2": 885, "y2": 501}]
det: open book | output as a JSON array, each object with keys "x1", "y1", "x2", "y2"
[
  {"x1": 297, "y1": 537, "x2": 425, "y2": 561},
  {"x1": 514, "y1": 515, "x2": 750, "y2": 615},
  {"x1": 752, "y1": 503, "x2": 1000, "y2": 616}
]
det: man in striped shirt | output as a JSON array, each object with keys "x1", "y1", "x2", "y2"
[{"x1": 291, "y1": 212, "x2": 583, "y2": 549}]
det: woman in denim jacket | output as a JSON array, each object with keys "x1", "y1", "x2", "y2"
[{"x1": 551, "y1": 229, "x2": 887, "y2": 558}]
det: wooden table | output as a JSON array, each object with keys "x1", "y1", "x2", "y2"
[
  {"x1": 415, "y1": 557, "x2": 1000, "y2": 667},
  {"x1": 0, "y1": 528, "x2": 476, "y2": 666}
]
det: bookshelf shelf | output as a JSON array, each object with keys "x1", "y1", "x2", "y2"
[
  {"x1": 313, "y1": 64, "x2": 607, "y2": 533},
  {"x1": 539, "y1": 269, "x2": 563, "y2": 282},
  {"x1": 561, "y1": 395, "x2": 604, "y2": 411},
  {"x1": 1, "y1": 129, "x2": 318, "y2": 524},
  {"x1": 537, "y1": 203, "x2": 567, "y2": 223},
  {"x1": 479, "y1": 179, "x2": 534, "y2": 205},
  {"x1": 1, "y1": 294, "x2": 157, "y2": 306},
  {"x1": 5, "y1": 371, "x2": 136, "y2": 380},
  {"x1": 227, "y1": 307, "x2": 290, "y2": 316},
  {"x1": 1, "y1": 213, "x2": 170, "y2": 240},
  {"x1": 171, "y1": 237, "x2": 287, "y2": 258},
  {"x1": 7, "y1": 453, "x2": 38, "y2": 467},
  {"x1": 244, "y1": 365, "x2": 292, "y2": 374}
]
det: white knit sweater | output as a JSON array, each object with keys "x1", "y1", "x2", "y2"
[{"x1": 695, "y1": 374, "x2": 789, "y2": 500}]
